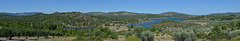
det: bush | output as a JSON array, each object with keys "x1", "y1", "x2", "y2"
[
  {"x1": 125, "y1": 35, "x2": 141, "y2": 41},
  {"x1": 173, "y1": 30, "x2": 197, "y2": 41},
  {"x1": 139, "y1": 30, "x2": 154, "y2": 41},
  {"x1": 110, "y1": 33, "x2": 118, "y2": 39},
  {"x1": 125, "y1": 31, "x2": 133, "y2": 38},
  {"x1": 196, "y1": 33, "x2": 207, "y2": 38},
  {"x1": 134, "y1": 26, "x2": 144, "y2": 38},
  {"x1": 229, "y1": 36, "x2": 240, "y2": 41},
  {"x1": 227, "y1": 30, "x2": 240, "y2": 39},
  {"x1": 207, "y1": 26, "x2": 225, "y2": 40}
]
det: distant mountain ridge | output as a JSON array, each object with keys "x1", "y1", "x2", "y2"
[
  {"x1": 85, "y1": 11, "x2": 191, "y2": 18},
  {"x1": 209, "y1": 12, "x2": 240, "y2": 15},
  {"x1": 159, "y1": 12, "x2": 191, "y2": 17},
  {"x1": 85, "y1": 11, "x2": 143, "y2": 16},
  {"x1": 185, "y1": 12, "x2": 240, "y2": 20},
  {"x1": 0, "y1": 12, "x2": 40, "y2": 16}
]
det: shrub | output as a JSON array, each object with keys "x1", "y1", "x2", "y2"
[
  {"x1": 227, "y1": 30, "x2": 240, "y2": 39},
  {"x1": 125, "y1": 35, "x2": 141, "y2": 41},
  {"x1": 173, "y1": 30, "x2": 197, "y2": 41},
  {"x1": 229, "y1": 36, "x2": 240, "y2": 41},
  {"x1": 139, "y1": 30, "x2": 154, "y2": 41},
  {"x1": 196, "y1": 33, "x2": 207, "y2": 38},
  {"x1": 134, "y1": 26, "x2": 144, "y2": 38},
  {"x1": 125, "y1": 31, "x2": 133, "y2": 38},
  {"x1": 207, "y1": 26, "x2": 225, "y2": 40}
]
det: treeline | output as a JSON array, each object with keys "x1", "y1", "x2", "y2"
[
  {"x1": 0, "y1": 12, "x2": 102, "y2": 27},
  {"x1": 0, "y1": 12, "x2": 143, "y2": 28},
  {"x1": 185, "y1": 13, "x2": 239, "y2": 20},
  {"x1": 86, "y1": 11, "x2": 192, "y2": 19},
  {"x1": 0, "y1": 12, "x2": 144, "y2": 40},
  {"x1": 0, "y1": 27, "x2": 63, "y2": 40},
  {"x1": 0, "y1": 21, "x2": 65, "y2": 30}
]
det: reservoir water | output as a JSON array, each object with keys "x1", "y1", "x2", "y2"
[{"x1": 125, "y1": 18, "x2": 186, "y2": 28}]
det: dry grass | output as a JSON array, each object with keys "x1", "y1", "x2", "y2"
[
  {"x1": 154, "y1": 33, "x2": 174, "y2": 41},
  {"x1": 193, "y1": 22, "x2": 208, "y2": 25},
  {"x1": 104, "y1": 35, "x2": 125, "y2": 41},
  {"x1": 48, "y1": 37, "x2": 76, "y2": 41},
  {"x1": 106, "y1": 26, "x2": 129, "y2": 32},
  {"x1": 40, "y1": 37, "x2": 76, "y2": 41},
  {"x1": 0, "y1": 36, "x2": 76, "y2": 41}
]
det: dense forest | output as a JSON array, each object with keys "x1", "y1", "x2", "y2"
[{"x1": 0, "y1": 11, "x2": 240, "y2": 41}]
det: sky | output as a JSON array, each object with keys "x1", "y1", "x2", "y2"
[{"x1": 0, "y1": 0, "x2": 240, "y2": 15}]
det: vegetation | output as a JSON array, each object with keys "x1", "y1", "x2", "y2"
[
  {"x1": 0, "y1": 11, "x2": 240, "y2": 41},
  {"x1": 185, "y1": 12, "x2": 240, "y2": 20},
  {"x1": 227, "y1": 30, "x2": 240, "y2": 39},
  {"x1": 229, "y1": 36, "x2": 240, "y2": 41},
  {"x1": 139, "y1": 30, "x2": 154, "y2": 41},
  {"x1": 153, "y1": 20, "x2": 200, "y2": 28},
  {"x1": 125, "y1": 31, "x2": 133, "y2": 38},
  {"x1": 125, "y1": 35, "x2": 142, "y2": 41},
  {"x1": 0, "y1": 27, "x2": 62, "y2": 40},
  {"x1": 73, "y1": 27, "x2": 119, "y2": 41},
  {"x1": 173, "y1": 30, "x2": 197, "y2": 41}
]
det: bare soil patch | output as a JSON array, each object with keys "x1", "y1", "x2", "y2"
[
  {"x1": 106, "y1": 26, "x2": 129, "y2": 32},
  {"x1": 193, "y1": 22, "x2": 208, "y2": 25},
  {"x1": 104, "y1": 35, "x2": 125, "y2": 41}
]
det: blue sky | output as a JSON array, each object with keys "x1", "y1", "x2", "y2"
[{"x1": 0, "y1": 0, "x2": 240, "y2": 15}]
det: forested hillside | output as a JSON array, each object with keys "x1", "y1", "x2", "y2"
[
  {"x1": 185, "y1": 12, "x2": 240, "y2": 20},
  {"x1": 86, "y1": 11, "x2": 192, "y2": 19},
  {"x1": 0, "y1": 12, "x2": 144, "y2": 28},
  {"x1": 0, "y1": 12, "x2": 39, "y2": 16},
  {"x1": 1, "y1": 11, "x2": 240, "y2": 41}
]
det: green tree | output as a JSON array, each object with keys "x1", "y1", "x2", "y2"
[
  {"x1": 173, "y1": 30, "x2": 197, "y2": 41},
  {"x1": 227, "y1": 30, "x2": 240, "y2": 39},
  {"x1": 125, "y1": 31, "x2": 133, "y2": 38},
  {"x1": 207, "y1": 25, "x2": 224, "y2": 40},
  {"x1": 134, "y1": 26, "x2": 144, "y2": 38},
  {"x1": 140, "y1": 30, "x2": 154, "y2": 41}
]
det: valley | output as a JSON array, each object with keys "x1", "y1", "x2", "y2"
[{"x1": 0, "y1": 11, "x2": 240, "y2": 41}]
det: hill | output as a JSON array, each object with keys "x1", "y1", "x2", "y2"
[
  {"x1": 0, "y1": 11, "x2": 193, "y2": 29},
  {"x1": 86, "y1": 11, "x2": 192, "y2": 19},
  {"x1": 0, "y1": 12, "x2": 40, "y2": 16},
  {"x1": 0, "y1": 12, "x2": 108, "y2": 28},
  {"x1": 209, "y1": 12, "x2": 240, "y2": 15},
  {"x1": 185, "y1": 12, "x2": 240, "y2": 20},
  {"x1": 159, "y1": 12, "x2": 192, "y2": 17}
]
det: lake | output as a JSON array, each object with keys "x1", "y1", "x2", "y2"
[{"x1": 125, "y1": 18, "x2": 186, "y2": 28}]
